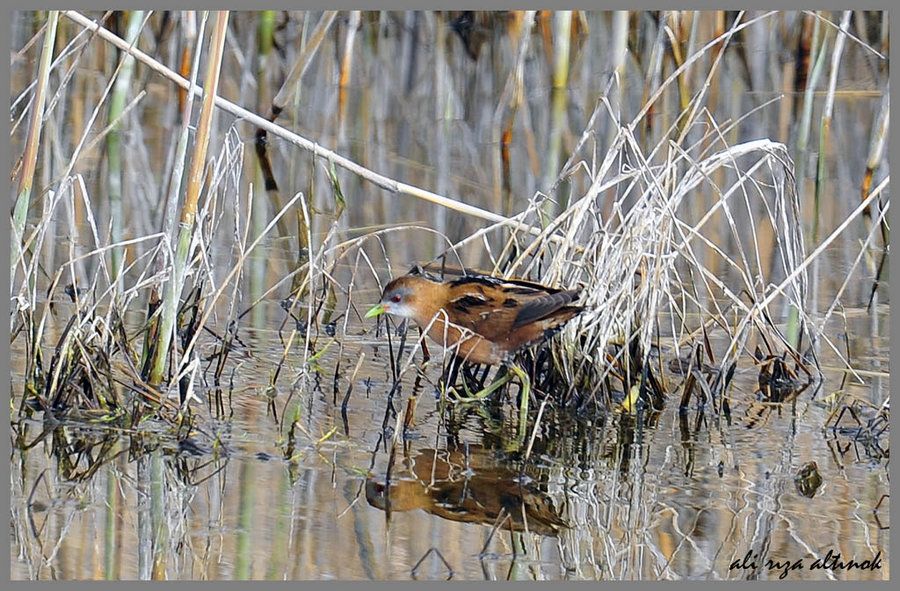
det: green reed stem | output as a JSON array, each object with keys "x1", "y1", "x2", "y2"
[
  {"x1": 107, "y1": 10, "x2": 144, "y2": 284},
  {"x1": 149, "y1": 11, "x2": 229, "y2": 387},
  {"x1": 11, "y1": 11, "x2": 58, "y2": 294}
]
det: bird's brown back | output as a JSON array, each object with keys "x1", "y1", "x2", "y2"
[{"x1": 438, "y1": 276, "x2": 583, "y2": 361}]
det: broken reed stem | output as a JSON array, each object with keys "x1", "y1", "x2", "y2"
[
  {"x1": 859, "y1": 76, "x2": 889, "y2": 310},
  {"x1": 794, "y1": 15, "x2": 825, "y2": 213},
  {"x1": 107, "y1": 10, "x2": 145, "y2": 283},
  {"x1": 338, "y1": 11, "x2": 361, "y2": 147},
  {"x1": 149, "y1": 10, "x2": 229, "y2": 387},
  {"x1": 607, "y1": 10, "x2": 629, "y2": 147},
  {"x1": 11, "y1": 10, "x2": 59, "y2": 295},
  {"x1": 251, "y1": 10, "x2": 275, "y2": 328},
  {"x1": 432, "y1": 11, "x2": 452, "y2": 247},
  {"x1": 261, "y1": 10, "x2": 335, "y2": 265},
  {"x1": 543, "y1": 10, "x2": 572, "y2": 222},
  {"x1": 490, "y1": 11, "x2": 536, "y2": 211},
  {"x1": 861, "y1": 81, "x2": 889, "y2": 242},
  {"x1": 271, "y1": 10, "x2": 337, "y2": 112},
  {"x1": 814, "y1": 10, "x2": 851, "y2": 245}
]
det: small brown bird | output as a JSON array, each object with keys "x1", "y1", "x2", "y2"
[{"x1": 365, "y1": 270, "x2": 583, "y2": 366}]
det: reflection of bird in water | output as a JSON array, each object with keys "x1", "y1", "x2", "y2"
[{"x1": 365, "y1": 445, "x2": 569, "y2": 537}]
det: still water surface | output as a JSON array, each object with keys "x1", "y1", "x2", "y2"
[{"x1": 9, "y1": 250, "x2": 889, "y2": 581}]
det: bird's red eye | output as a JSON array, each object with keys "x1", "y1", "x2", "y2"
[{"x1": 391, "y1": 294, "x2": 402, "y2": 303}]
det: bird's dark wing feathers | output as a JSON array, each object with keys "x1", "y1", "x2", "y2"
[
  {"x1": 450, "y1": 293, "x2": 491, "y2": 312},
  {"x1": 512, "y1": 290, "x2": 580, "y2": 328},
  {"x1": 449, "y1": 275, "x2": 505, "y2": 289},
  {"x1": 449, "y1": 274, "x2": 563, "y2": 295}
]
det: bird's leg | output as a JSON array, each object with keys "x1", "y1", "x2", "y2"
[
  {"x1": 457, "y1": 362, "x2": 480, "y2": 397},
  {"x1": 461, "y1": 363, "x2": 491, "y2": 396},
  {"x1": 449, "y1": 366, "x2": 512, "y2": 402},
  {"x1": 476, "y1": 364, "x2": 492, "y2": 389},
  {"x1": 509, "y1": 364, "x2": 531, "y2": 439},
  {"x1": 462, "y1": 363, "x2": 480, "y2": 389},
  {"x1": 440, "y1": 356, "x2": 462, "y2": 397},
  {"x1": 450, "y1": 373, "x2": 511, "y2": 401},
  {"x1": 419, "y1": 327, "x2": 430, "y2": 362}
]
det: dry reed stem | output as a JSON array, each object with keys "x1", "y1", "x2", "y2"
[
  {"x1": 11, "y1": 11, "x2": 59, "y2": 293},
  {"x1": 149, "y1": 10, "x2": 229, "y2": 386},
  {"x1": 271, "y1": 11, "x2": 337, "y2": 111},
  {"x1": 338, "y1": 11, "x2": 361, "y2": 146}
]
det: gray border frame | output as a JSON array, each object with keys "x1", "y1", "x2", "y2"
[{"x1": 1, "y1": 1, "x2": 893, "y2": 589}]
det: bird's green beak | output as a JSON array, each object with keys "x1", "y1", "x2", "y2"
[{"x1": 365, "y1": 303, "x2": 386, "y2": 319}]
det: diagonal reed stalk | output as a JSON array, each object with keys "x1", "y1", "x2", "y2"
[
  {"x1": 148, "y1": 10, "x2": 229, "y2": 387},
  {"x1": 59, "y1": 10, "x2": 545, "y2": 238}
]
